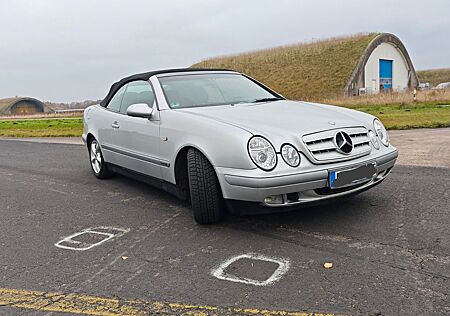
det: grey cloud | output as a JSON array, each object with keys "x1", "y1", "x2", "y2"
[{"x1": 0, "y1": 0, "x2": 448, "y2": 102}]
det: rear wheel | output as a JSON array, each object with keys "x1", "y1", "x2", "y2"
[
  {"x1": 89, "y1": 138, "x2": 112, "y2": 179},
  {"x1": 187, "y1": 148, "x2": 224, "y2": 224}
]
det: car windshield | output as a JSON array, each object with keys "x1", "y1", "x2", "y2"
[{"x1": 159, "y1": 73, "x2": 282, "y2": 109}]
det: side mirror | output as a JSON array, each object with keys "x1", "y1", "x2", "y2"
[{"x1": 126, "y1": 103, "x2": 154, "y2": 118}]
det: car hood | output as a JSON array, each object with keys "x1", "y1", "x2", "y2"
[{"x1": 180, "y1": 100, "x2": 371, "y2": 139}]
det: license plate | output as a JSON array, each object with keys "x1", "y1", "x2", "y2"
[{"x1": 329, "y1": 162, "x2": 377, "y2": 189}]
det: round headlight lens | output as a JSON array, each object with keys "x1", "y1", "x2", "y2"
[
  {"x1": 281, "y1": 144, "x2": 300, "y2": 167},
  {"x1": 248, "y1": 136, "x2": 277, "y2": 171},
  {"x1": 374, "y1": 119, "x2": 389, "y2": 146},
  {"x1": 368, "y1": 130, "x2": 380, "y2": 150}
]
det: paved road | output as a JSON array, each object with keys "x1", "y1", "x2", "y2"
[
  {"x1": 389, "y1": 128, "x2": 450, "y2": 168},
  {"x1": 0, "y1": 140, "x2": 449, "y2": 315}
]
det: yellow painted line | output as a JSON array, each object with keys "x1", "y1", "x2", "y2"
[{"x1": 0, "y1": 287, "x2": 340, "y2": 316}]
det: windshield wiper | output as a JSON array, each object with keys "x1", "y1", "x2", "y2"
[{"x1": 252, "y1": 97, "x2": 283, "y2": 103}]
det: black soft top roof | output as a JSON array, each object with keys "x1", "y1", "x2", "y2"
[{"x1": 100, "y1": 68, "x2": 234, "y2": 107}]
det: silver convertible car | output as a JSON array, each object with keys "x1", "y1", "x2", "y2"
[{"x1": 83, "y1": 68, "x2": 398, "y2": 224}]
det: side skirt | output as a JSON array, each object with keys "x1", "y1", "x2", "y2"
[{"x1": 108, "y1": 164, "x2": 188, "y2": 201}]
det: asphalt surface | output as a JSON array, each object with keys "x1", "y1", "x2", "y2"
[
  {"x1": 389, "y1": 128, "x2": 450, "y2": 168},
  {"x1": 0, "y1": 140, "x2": 449, "y2": 315}
]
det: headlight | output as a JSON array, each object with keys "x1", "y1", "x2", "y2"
[
  {"x1": 248, "y1": 136, "x2": 277, "y2": 171},
  {"x1": 281, "y1": 144, "x2": 300, "y2": 167},
  {"x1": 373, "y1": 119, "x2": 389, "y2": 146},
  {"x1": 368, "y1": 130, "x2": 380, "y2": 149}
]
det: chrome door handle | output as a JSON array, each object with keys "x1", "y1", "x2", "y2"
[{"x1": 111, "y1": 121, "x2": 120, "y2": 129}]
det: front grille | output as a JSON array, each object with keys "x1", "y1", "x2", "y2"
[{"x1": 302, "y1": 127, "x2": 371, "y2": 163}]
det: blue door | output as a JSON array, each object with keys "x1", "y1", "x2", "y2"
[{"x1": 379, "y1": 59, "x2": 393, "y2": 90}]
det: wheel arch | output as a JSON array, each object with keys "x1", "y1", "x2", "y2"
[
  {"x1": 173, "y1": 145, "x2": 223, "y2": 200},
  {"x1": 86, "y1": 133, "x2": 95, "y2": 147}
]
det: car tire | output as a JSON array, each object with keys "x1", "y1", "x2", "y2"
[
  {"x1": 88, "y1": 138, "x2": 113, "y2": 179},
  {"x1": 187, "y1": 148, "x2": 224, "y2": 224}
]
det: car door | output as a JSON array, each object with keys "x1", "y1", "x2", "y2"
[
  {"x1": 112, "y1": 80, "x2": 163, "y2": 179},
  {"x1": 97, "y1": 84, "x2": 127, "y2": 164}
]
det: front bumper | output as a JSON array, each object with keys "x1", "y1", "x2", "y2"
[
  {"x1": 81, "y1": 133, "x2": 87, "y2": 144},
  {"x1": 216, "y1": 149, "x2": 398, "y2": 207}
]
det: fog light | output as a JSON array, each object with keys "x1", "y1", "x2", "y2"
[{"x1": 264, "y1": 195, "x2": 284, "y2": 205}]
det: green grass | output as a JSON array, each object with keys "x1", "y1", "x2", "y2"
[
  {"x1": 1, "y1": 104, "x2": 449, "y2": 138},
  {"x1": 192, "y1": 33, "x2": 378, "y2": 100},
  {"x1": 417, "y1": 68, "x2": 450, "y2": 86},
  {"x1": 0, "y1": 118, "x2": 83, "y2": 137},
  {"x1": 346, "y1": 103, "x2": 450, "y2": 129}
]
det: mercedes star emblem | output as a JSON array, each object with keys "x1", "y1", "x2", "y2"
[{"x1": 334, "y1": 131, "x2": 353, "y2": 154}]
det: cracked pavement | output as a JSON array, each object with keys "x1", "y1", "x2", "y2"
[{"x1": 0, "y1": 139, "x2": 448, "y2": 315}]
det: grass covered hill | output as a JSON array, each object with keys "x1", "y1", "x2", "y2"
[
  {"x1": 192, "y1": 33, "x2": 378, "y2": 100},
  {"x1": 417, "y1": 68, "x2": 450, "y2": 86}
]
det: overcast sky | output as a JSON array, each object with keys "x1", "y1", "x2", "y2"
[{"x1": 0, "y1": 0, "x2": 449, "y2": 102}]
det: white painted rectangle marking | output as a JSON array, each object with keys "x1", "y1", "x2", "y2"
[
  {"x1": 211, "y1": 253, "x2": 290, "y2": 286},
  {"x1": 55, "y1": 226, "x2": 130, "y2": 251}
]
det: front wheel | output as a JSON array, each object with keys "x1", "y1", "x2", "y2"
[
  {"x1": 89, "y1": 138, "x2": 112, "y2": 179},
  {"x1": 187, "y1": 148, "x2": 224, "y2": 224}
]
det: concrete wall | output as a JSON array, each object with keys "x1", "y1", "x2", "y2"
[
  {"x1": 2, "y1": 98, "x2": 46, "y2": 115},
  {"x1": 9, "y1": 100, "x2": 44, "y2": 115},
  {"x1": 364, "y1": 42, "x2": 409, "y2": 93}
]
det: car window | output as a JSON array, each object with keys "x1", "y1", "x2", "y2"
[
  {"x1": 159, "y1": 74, "x2": 279, "y2": 109},
  {"x1": 120, "y1": 81, "x2": 155, "y2": 114},
  {"x1": 106, "y1": 85, "x2": 127, "y2": 112}
]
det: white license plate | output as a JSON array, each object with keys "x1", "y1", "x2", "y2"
[{"x1": 329, "y1": 162, "x2": 377, "y2": 189}]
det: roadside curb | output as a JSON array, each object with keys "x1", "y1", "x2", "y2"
[{"x1": 0, "y1": 137, "x2": 83, "y2": 145}]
